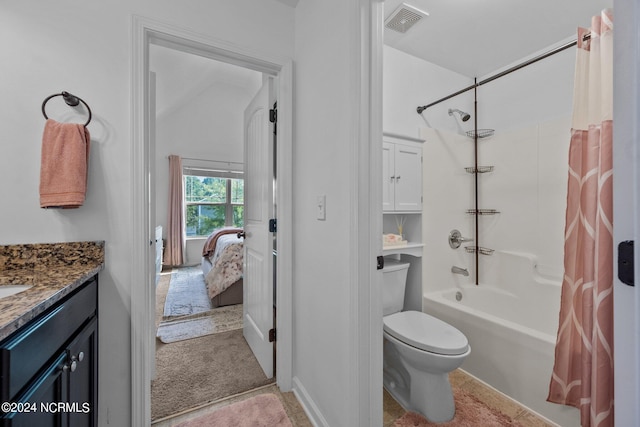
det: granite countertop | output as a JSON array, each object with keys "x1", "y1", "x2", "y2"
[{"x1": 0, "y1": 241, "x2": 104, "y2": 341}]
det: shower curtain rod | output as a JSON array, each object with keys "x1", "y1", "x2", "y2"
[{"x1": 416, "y1": 33, "x2": 591, "y2": 114}]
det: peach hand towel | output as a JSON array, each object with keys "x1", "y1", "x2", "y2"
[{"x1": 39, "y1": 119, "x2": 90, "y2": 208}]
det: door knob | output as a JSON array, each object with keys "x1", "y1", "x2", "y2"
[{"x1": 237, "y1": 231, "x2": 246, "y2": 239}]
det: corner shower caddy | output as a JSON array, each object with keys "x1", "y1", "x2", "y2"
[{"x1": 465, "y1": 128, "x2": 497, "y2": 258}]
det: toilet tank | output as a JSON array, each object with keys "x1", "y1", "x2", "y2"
[{"x1": 382, "y1": 258, "x2": 410, "y2": 316}]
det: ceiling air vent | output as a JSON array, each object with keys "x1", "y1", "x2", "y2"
[{"x1": 385, "y1": 3, "x2": 429, "y2": 34}]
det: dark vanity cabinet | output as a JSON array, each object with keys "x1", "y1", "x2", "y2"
[{"x1": 0, "y1": 277, "x2": 98, "y2": 427}]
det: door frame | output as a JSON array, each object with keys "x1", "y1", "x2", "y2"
[{"x1": 130, "y1": 15, "x2": 293, "y2": 426}]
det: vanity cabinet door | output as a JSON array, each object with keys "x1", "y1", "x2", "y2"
[
  {"x1": 1, "y1": 353, "x2": 66, "y2": 427},
  {"x1": 66, "y1": 318, "x2": 97, "y2": 427},
  {"x1": 0, "y1": 277, "x2": 98, "y2": 427}
]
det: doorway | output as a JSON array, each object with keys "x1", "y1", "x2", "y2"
[
  {"x1": 131, "y1": 16, "x2": 293, "y2": 426},
  {"x1": 149, "y1": 45, "x2": 275, "y2": 420}
]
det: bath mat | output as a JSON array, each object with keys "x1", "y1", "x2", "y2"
[
  {"x1": 156, "y1": 304, "x2": 243, "y2": 343},
  {"x1": 163, "y1": 266, "x2": 212, "y2": 318},
  {"x1": 392, "y1": 388, "x2": 524, "y2": 427},
  {"x1": 173, "y1": 393, "x2": 292, "y2": 427}
]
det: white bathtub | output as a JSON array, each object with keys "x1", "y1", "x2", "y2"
[{"x1": 423, "y1": 254, "x2": 580, "y2": 426}]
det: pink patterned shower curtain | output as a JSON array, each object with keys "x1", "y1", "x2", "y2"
[{"x1": 548, "y1": 9, "x2": 614, "y2": 427}]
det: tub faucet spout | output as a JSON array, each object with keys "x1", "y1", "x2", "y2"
[{"x1": 451, "y1": 266, "x2": 469, "y2": 276}]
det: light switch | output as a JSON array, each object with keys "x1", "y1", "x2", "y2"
[{"x1": 317, "y1": 195, "x2": 326, "y2": 220}]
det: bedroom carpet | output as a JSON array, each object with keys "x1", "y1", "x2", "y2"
[
  {"x1": 173, "y1": 393, "x2": 292, "y2": 427},
  {"x1": 151, "y1": 328, "x2": 275, "y2": 421},
  {"x1": 156, "y1": 304, "x2": 243, "y2": 343},
  {"x1": 163, "y1": 266, "x2": 212, "y2": 318}
]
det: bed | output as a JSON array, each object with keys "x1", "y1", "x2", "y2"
[{"x1": 201, "y1": 227, "x2": 244, "y2": 308}]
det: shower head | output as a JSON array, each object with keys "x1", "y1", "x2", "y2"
[{"x1": 448, "y1": 108, "x2": 471, "y2": 122}]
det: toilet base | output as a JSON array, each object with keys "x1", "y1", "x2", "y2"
[
  {"x1": 384, "y1": 369, "x2": 455, "y2": 423},
  {"x1": 383, "y1": 332, "x2": 470, "y2": 423}
]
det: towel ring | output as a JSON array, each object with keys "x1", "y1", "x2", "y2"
[{"x1": 41, "y1": 91, "x2": 92, "y2": 127}]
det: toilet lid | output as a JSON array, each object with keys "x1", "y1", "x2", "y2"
[{"x1": 383, "y1": 311, "x2": 469, "y2": 355}]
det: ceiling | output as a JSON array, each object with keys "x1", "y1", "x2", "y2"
[
  {"x1": 150, "y1": 0, "x2": 613, "y2": 113},
  {"x1": 149, "y1": 44, "x2": 262, "y2": 118},
  {"x1": 383, "y1": 0, "x2": 612, "y2": 78}
]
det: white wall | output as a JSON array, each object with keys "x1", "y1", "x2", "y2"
[
  {"x1": 292, "y1": 1, "x2": 367, "y2": 425},
  {"x1": 0, "y1": 2, "x2": 293, "y2": 426},
  {"x1": 383, "y1": 45, "x2": 474, "y2": 137},
  {"x1": 476, "y1": 44, "x2": 575, "y2": 132}
]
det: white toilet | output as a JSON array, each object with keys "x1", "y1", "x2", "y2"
[{"x1": 382, "y1": 258, "x2": 470, "y2": 423}]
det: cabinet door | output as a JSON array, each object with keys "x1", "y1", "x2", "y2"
[
  {"x1": 67, "y1": 318, "x2": 97, "y2": 427},
  {"x1": 382, "y1": 142, "x2": 394, "y2": 212},
  {"x1": 1, "y1": 353, "x2": 66, "y2": 427},
  {"x1": 393, "y1": 144, "x2": 422, "y2": 211}
]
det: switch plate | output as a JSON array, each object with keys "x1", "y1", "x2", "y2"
[{"x1": 316, "y1": 195, "x2": 326, "y2": 220}]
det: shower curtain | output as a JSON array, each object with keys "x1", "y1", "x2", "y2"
[
  {"x1": 548, "y1": 9, "x2": 614, "y2": 427},
  {"x1": 165, "y1": 154, "x2": 185, "y2": 266}
]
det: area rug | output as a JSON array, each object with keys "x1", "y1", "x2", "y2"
[
  {"x1": 174, "y1": 394, "x2": 292, "y2": 427},
  {"x1": 151, "y1": 328, "x2": 275, "y2": 420},
  {"x1": 393, "y1": 388, "x2": 524, "y2": 427},
  {"x1": 156, "y1": 304, "x2": 243, "y2": 343},
  {"x1": 163, "y1": 266, "x2": 212, "y2": 318}
]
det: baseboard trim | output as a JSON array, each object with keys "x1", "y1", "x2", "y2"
[{"x1": 292, "y1": 376, "x2": 329, "y2": 427}]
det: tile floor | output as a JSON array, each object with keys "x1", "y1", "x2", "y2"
[
  {"x1": 153, "y1": 369, "x2": 555, "y2": 427},
  {"x1": 384, "y1": 369, "x2": 556, "y2": 427}
]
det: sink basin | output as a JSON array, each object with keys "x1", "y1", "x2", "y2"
[{"x1": 0, "y1": 285, "x2": 33, "y2": 299}]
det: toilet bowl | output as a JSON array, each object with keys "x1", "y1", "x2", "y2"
[{"x1": 382, "y1": 259, "x2": 470, "y2": 423}]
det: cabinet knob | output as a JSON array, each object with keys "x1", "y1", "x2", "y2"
[
  {"x1": 396, "y1": 175, "x2": 401, "y2": 181},
  {"x1": 63, "y1": 361, "x2": 77, "y2": 373},
  {"x1": 63, "y1": 352, "x2": 84, "y2": 373}
]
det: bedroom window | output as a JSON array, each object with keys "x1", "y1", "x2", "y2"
[{"x1": 184, "y1": 172, "x2": 244, "y2": 237}]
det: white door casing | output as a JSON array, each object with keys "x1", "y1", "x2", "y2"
[
  {"x1": 243, "y1": 79, "x2": 275, "y2": 378},
  {"x1": 148, "y1": 71, "x2": 157, "y2": 380},
  {"x1": 132, "y1": 16, "x2": 294, "y2": 426}
]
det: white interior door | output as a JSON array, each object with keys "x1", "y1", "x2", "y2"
[{"x1": 243, "y1": 79, "x2": 274, "y2": 378}]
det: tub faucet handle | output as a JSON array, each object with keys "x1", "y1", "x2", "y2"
[{"x1": 449, "y1": 229, "x2": 474, "y2": 249}]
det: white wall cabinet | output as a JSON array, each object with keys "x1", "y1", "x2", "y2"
[{"x1": 383, "y1": 134, "x2": 423, "y2": 212}]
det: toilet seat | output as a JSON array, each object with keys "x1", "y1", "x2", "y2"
[{"x1": 383, "y1": 311, "x2": 469, "y2": 355}]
